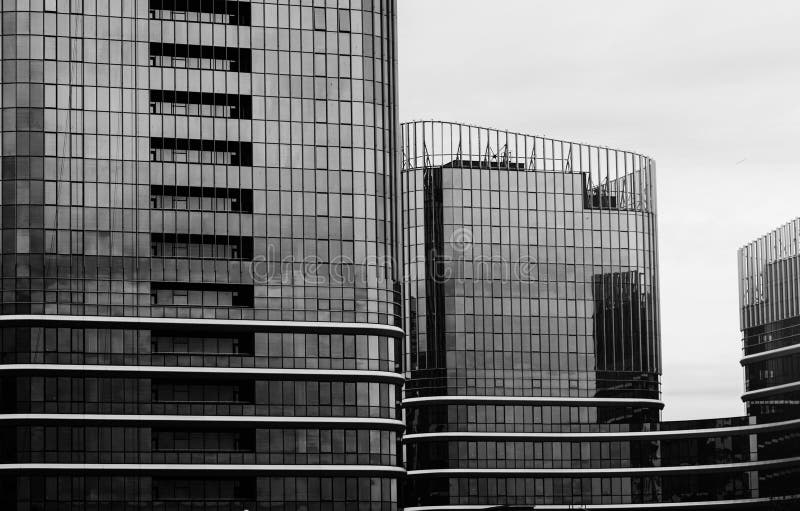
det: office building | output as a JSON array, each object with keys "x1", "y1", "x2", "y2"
[
  {"x1": 739, "y1": 218, "x2": 800, "y2": 418},
  {"x1": 0, "y1": 1, "x2": 403, "y2": 509},
  {"x1": 400, "y1": 121, "x2": 800, "y2": 509}
]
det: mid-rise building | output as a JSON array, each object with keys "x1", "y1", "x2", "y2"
[
  {"x1": 0, "y1": 1, "x2": 403, "y2": 509},
  {"x1": 400, "y1": 121, "x2": 800, "y2": 509}
]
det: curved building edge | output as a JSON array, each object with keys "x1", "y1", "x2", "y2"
[
  {"x1": 403, "y1": 495, "x2": 800, "y2": 511},
  {"x1": 403, "y1": 416, "x2": 800, "y2": 441},
  {"x1": 0, "y1": 464, "x2": 406, "y2": 474},
  {"x1": 404, "y1": 455, "x2": 800, "y2": 476},
  {"x1": 403, "y1": 395, "x2": 665, "y2": 408}
]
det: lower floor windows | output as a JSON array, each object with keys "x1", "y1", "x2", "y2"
[{"x1": 1, "y1": 475, "x2": 399, "y2": 507}]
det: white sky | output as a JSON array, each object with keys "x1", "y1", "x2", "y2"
[{"x1": 397, "y1": 0, "x2": 800, "y2": 420}]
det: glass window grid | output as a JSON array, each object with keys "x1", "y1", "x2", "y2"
[
  {"x1": 404, "y1": 472, "x2": 771, "y2": 507},
  {"x1": 406, "y1": 434, "x2": 758, "y2": 471},
  {"x1": 401, "y1": 119, "x2": 660, "y2": 505},
  {"x1": 2, "y1": 475, "x2": 398, "y2": 510},
  {"x1": 0, "y1": 327, "x2": 400, "y2": 372},
  {"x1": 405, "y1": 404, "x2": 660, "y2": 434},
  {"x1": 1, "y1": 0, "x2": 400, "y2": 326},
  {"x1": 3, "y1": 375, "x2": 399, "y2": 419},
  {"x1": 1, "y1": 425, "x2": 399, "y2": 466},
  {"x1": 402, "y1": 137, "x2": 659, "y2": 402}
]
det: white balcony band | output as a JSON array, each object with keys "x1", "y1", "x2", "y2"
[
  {"x1": 0, "y1": 314, "x2": 405, "y2": 338},
  {"x1": 404, "y1": 395, "x2": 664, "y2": 409},
  {"x1": 0, "y1": 364, "x2": 404, "y2": 383},
  {"x1": 403, "y1": 417, "x2": 800, "y2": 442},
  {"x1": 0, "y1": 414, "x2": 405, "y2": 429},
  {"x1": 405, "y1": 456, "x2": 800, "y2": 477},
  {"x1": 741, "y1": 342, "x2": 800, "y2": 364},
  {"x1": 742, "y1": 380, "x2": 800, "y2": 401},
  {"x1": 0, "y1": 463, "x2": 406, "y2": 474},
  {"x1": 404, "y1": 495, "x2": 800, "y2": 510}
]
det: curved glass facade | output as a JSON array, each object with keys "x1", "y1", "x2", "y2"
[
  {"x1": 401, "y1": 121, "x2": 660, "y2": 404},
  {"x1": 404, "y1": 416, "x2": 800, "y2": 509},
  {"x1": 3, "y1": 3, "x2": 800, "y2": 508},
  {"x1": 0, "y1": 0, "x2": 403, "y2": 509},
  {"x1": 401, "y1": 121, "x2": 662, "y2": 508},
  {"x1": 740, "y1": 217, "x2": 800, "y2": 417},
  {"x1": 400, "y1": 122, "x2": 800, "y2": 509}
]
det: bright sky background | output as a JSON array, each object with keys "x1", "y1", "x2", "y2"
[{"x1": 397, "y1": 0, "x2": 800, "y2": 420}]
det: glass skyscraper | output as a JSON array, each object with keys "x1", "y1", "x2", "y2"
[
  {"x1": 2, "y1": 2, "x2": 799, "y2": 509},
  {"x1": 400, "y1": 121, "x2": 800, "y2": 509},
  {"x1": 0, "y1": 1, "x2": 403, "y2": 509}
]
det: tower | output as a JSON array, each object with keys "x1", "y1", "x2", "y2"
[{"x1": 0, "y1": 1, "x2": 403, "y2": 508}]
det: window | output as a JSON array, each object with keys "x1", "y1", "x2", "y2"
[
  {"x1": 149, "y1": 0, "x2": 252, "y2": 26},
  {"x1": 150, "y1": 233, "x2": 254, "y2": 260},
  {"x1": 152, "y1": 381, "x2": 254, "y2": 403},
  {"x1": 150, "y1": 185, "x2": 253, "y2": 213},
  {"x1": 150, "y1": 138, "x2": 253, "y2": 166},
  {"x1": 153, "y1": 478, "x2": 256, "y2": 501},
  {"x1": 152, "y1": 429, "x2": 255, "y2": 452},
  {"x1": 150, "y1": 282, "x2": 255, "y2": 308},
  {"x1": 314, "y1": 7, "x2": 326, "y2": 30},
  {"x1": 149, "y1": 43, "x2": 252, "y2": 73},
  {"x1": 151, "y1": 331, "x2": 255, "y2": 355},
  {"x1": 149, "y1": 90, "x2": 253, "y2": 119},
  {"x1": 338, "y1": 9, "x2": 351, "y2": 32}
]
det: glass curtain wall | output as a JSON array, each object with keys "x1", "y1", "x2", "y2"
[{"x1": 0, "y1": 1, "x2": 403, "y2": 509}]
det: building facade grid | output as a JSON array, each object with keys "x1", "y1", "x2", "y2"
[{"x1": 0, "y1": 0, "x2": 404, "y2": 509}]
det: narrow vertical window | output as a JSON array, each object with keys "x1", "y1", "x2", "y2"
[
  {"x1": 314, "y1": 7, "x2": 327, "y2": 30},
  {"x1": 338, "y1": 9, "x2": 351, "y2": 32}
]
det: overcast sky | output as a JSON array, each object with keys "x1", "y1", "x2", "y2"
[{"x1": 397, "y1": 0, "x2": 800, "y2": 420}]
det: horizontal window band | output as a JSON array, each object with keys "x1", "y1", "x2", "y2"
[
  {"x1": 0, "y1": 414, "x2": 405, "y2": 430},
  {"x1": 150, "y1": 138, "x2": 253, "y2": 166},
  {"x1": 150, "y1": 185, "x2": 254, "y2": 213},
  {"x1": 406, "y1": 456, "x2": 800, "y2": 478},
  {"x1": 150, "y1": 233, "x2": 255, "y2": 261},
  {"x1": 403, "y1": 395, "x2": 665, "y2": 409},
  {"x1": 150, "y1": 282, "x2": 255, "y2": 307},
  {"x1": 0, "y1": 315, "x2": 405, "y2": 338},
  {"x1": 0, "y1": 364, "x2": 404, "y2": 383},
  {"x1": 403, "y1": 495, "x2": 800, "y2": 510},
  {"x1": 149, "y1": 0, "x2": 252, "y2": 26},
  {"x1": 742, "y1": 380, "x2": 800, "y2": 400},
  {"x1": 149, "y1": 89, "x2": 252, "y2": 119},
  {"x1": 403, "y1": 417, "x2": 800, "y2": 442},
  {"x1": 741, "y1": 342, "x2": 800, "y2": 364},
  {"x1": 0, "y1": 463, "x2": 405, "y2": 475},
  {"x1": 149, "y1": 43, "x2": 251, "y2": 72}
]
